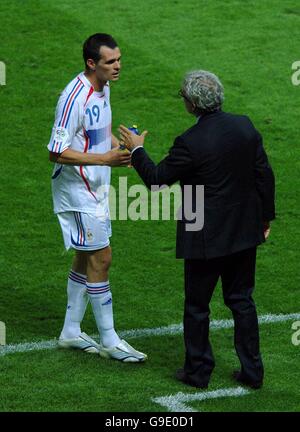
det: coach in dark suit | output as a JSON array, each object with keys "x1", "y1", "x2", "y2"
[{"x1": 119, "y1": 70, "x2": 275, "y2": 389}]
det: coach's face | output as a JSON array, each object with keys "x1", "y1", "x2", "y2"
[
  {"x1": 95, "y1": 45, "x2": 121, "y2": 83},
  {"x1": 179, "y1": 89, "x2": 196, "y2": 116},
  {"x1": 183, "y1": 97, "x2": 196, "y2": 115}
]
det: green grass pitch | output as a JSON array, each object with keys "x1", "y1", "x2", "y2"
[{"x1": 0, "y1": 0, "x2": 299, "y2": 412}]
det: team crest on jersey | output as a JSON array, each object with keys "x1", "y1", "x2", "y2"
[
  {"x1": 54, "y1": 127, "x2": 69, "y2": 144},
  {"x1": 87, "y1": 229, "x2": 93, "y2": 242}
]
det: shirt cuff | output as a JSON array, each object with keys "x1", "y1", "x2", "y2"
[{"x1": 131, "y1": 146, "x2": 143, "y2": 155}]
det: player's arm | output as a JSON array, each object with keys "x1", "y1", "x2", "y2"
[
  {"x1": 49, "y1": 148, "x2": 130, "y2": 167},
  {"x1": 111, "y1": 134, "x2": 121, "y2": 149}
]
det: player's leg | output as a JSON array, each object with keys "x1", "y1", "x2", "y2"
[
  {"x1": 57, "y1": 212, "x2": 100, "y2": 353},
  {"x1": 86, "y1": 245, "x2": 111, "y2": 282},
  {"x1": 58, "y1": 211, "x2": 146, "y2": 362},
  {"x1": 60, "y1": 251, "x2": 88, "y2": 339},
  {"x1": 85, "y1": 246, "x2": 121, "y2": 348},
  {"x1": 73, "y1": 249, "x2": 88, "y2": 274},
  {"x1": 86, "y1": 243, "x2": 147, "y2": 362}
]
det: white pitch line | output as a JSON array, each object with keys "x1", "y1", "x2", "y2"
[
  {"x1": 0, "y1": 312, "x2": 299, "y2": 357},
  {"x1": 152, "y1": 386, "x2": 250, "y2": 412},
  {"x1": 120, "y1": 312, "x2": 300, "y2": 338}
]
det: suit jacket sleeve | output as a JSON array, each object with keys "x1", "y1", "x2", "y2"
[
  {"x1": 131, "y1": 137, "x2": 194, "y2": 189},
  {"x1": 254, "y1": 131, "x2": 275, "y2": 221}
]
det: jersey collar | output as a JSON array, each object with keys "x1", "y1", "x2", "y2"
[
  {"x1": 78, "y1": 72, "x2": 94, "y2": 90},
  {"x1": 78, "y1": 72, "x2": 109, "y2": 91}
]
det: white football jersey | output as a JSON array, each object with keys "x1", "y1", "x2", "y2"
[{"x1": 47, "y1": 72, "x2": 112, "y2": 217}]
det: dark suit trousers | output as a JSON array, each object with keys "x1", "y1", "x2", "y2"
[{"x1": 183, "y1": 247, "x2": 264, "y2": 386}]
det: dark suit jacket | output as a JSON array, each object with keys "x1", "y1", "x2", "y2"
[{"x1": 131, "y1": 110, "x2": 275, "y2": 259}]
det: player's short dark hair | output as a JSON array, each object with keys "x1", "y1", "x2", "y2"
[{"x1": 83, "y1": 33, "x2": 118, "y2": 69}]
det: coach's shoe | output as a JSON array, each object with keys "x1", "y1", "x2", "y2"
[
  {"x1": 99, "y1": 339, "x2": 147, "y2": 363},
  {"x1": 58, "y1": 332, "x2": 100, "y2": 354},
  {"x1": 232, "y1": 370, "x2": 263, "y2": 390},
  {"x1": 175, "y1": 368, "x2": 209, "y2": 389}
]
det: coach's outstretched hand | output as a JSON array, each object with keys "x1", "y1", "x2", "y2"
[
  {"x1": 119, "y1": 125, "x2": 148, "y2": 152},
  {"x1": 104, "y1": 148, "x2": 131, "y2": 167}
]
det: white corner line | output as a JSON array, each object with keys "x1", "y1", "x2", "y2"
[
  {"x1": 152, "y1": 386, "x2": 250, "y2": 412},
  {"x1": 0, "y1": 312, "x2": 299, "y2": 357}
]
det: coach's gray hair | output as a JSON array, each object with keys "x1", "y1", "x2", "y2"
[{"x1": 182, "y1": 70, "x2": 224, "y2": 113}]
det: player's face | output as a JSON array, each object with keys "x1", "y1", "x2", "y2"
[{"x1": 95, "y1": 46, "x2": 121, "y2": 83}]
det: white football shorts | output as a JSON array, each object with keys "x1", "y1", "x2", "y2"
[{"x1": 57, "y1": 211, "x2": 112, "y2": 251}]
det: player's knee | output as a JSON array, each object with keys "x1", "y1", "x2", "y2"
[
  {"x1": 98, "y1": 254, "x2": 112, "y2": 272},
  {"x1": 87, "y1": 249, "x2": 112, "y2": 274}
]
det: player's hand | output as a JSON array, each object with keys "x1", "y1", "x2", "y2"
[
  {"x1": 103, "y1": 148, "x2": 131, "y2": 167},
  {"x1": 118, "y1": 125, "x2": 148, "y2": 151}
]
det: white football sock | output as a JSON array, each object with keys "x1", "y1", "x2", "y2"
[
  {"x1": 60, "y1": 270, "x2": 88, "y2": 339},
  {"x1": 86, "y1": 281, "x2": 121, "y2": 348}
]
